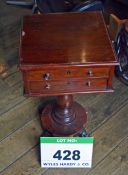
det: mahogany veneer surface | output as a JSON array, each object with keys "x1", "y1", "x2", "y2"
[{"x1": 19, "y1": 12, "x2": 118, "y2": 96}]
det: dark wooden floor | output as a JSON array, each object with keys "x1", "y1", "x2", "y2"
[{"x1": 0, "y1": 0, "x2": 128, "y2": 174}]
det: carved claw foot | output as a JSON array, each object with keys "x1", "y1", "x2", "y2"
[
  {"x1": 42, "y1": 130, "x2": 53, "y2": 137},
  {"x1": 76, "y1": 129, "x2": 90, "y2": 137}
]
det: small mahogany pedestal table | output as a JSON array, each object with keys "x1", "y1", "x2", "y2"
[{"x1": 19, "y1": 12, "x2": 118, "y2": 137}]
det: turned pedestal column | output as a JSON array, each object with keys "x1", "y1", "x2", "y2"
[{"x1": 41, "y1": 95, "x2": 88, "y2": 137}]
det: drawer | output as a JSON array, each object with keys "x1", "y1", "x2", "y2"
[
  {"x1": 26, "y1": 67, "x2": 110, "y2": 81},
  {"x1": 27, "y1": 78, "x2": 108, "y2": 95}
]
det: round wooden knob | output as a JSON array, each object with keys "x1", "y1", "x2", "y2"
[
  {"x1": 45, "y1": 84, "x2": 51, "y2": 89},
  {"x1": 87, "y1": 70, "x2": 93, "y2": 76},
  {"x1": 43, "y1": 73, "x2": 50, "y2": 80},
  {"x1": 86, "y1": 81, "x2": 91, "y2": 87}
]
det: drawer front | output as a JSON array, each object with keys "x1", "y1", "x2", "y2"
[
  {"x1": 27, "y1": 67, "x2": 110, "y2": 81},
  {"x1": 27, "y1": 78, "x2": 107, "y2": 95}
]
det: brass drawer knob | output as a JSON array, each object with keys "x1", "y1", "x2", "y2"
[
  {"x1": 43, "y1": 73, "x2": 50, "y2": 80},
  {"x1": 44, "y1": 84, "x2": 51, "y2": 89},
  {"x1": 86, "y1": 81, "x2": 91, "y2": 87},
  {"x1": 87, "y1": 70, "x2": 93, "y2": 76}
]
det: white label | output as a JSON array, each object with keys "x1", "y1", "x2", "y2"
[{"x1": 40, "y1": 137, "x2": 94, "y2": 168}]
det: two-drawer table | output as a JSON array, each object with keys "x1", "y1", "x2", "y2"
[{"x1": 19, "y1": 12, "x2": 118, "y2": 136}]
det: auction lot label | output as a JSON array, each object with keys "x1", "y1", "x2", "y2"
[{"x1": 40, "y1": 137, "x2": 94, "y2": 168}]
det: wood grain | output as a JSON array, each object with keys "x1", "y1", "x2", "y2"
[
  {"x1": 0, "y1": 81, "x2": 25, "y2": 115},
  {"x1": 4, "y1": 71, "x2": 22, "y2": 87},
  {"x1": 20, "y1": 12, "x2": 116, "y2": 65},
  {"x1": 87, "y1": 137, "x2": 128, "y2": 175},
  {"x1": 1, "y1": 145, "x2": 47, "y2": 175},
  {"x1": 0, "y1": 118, "x2": 42, "y2": 173},
  {"x1": 0, "y1": 98, "x2": 41, "y2": 141}
]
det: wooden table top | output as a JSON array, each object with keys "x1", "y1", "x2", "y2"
[{"x1": 20, "y1": 11, "x2": 117, "y2": 67}]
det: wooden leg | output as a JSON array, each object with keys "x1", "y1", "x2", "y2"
[{"x1": 40, "y1": 95, "x2": 87, "y2": 137}]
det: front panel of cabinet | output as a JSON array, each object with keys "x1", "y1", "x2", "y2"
[
  {"x1": 27, "y1": 67, "x2": 110, "y2": 81},
  {"x1": 28, "y1": 78, "x2": 107, "y2": 94},
  {"x1": 22, "y1": 66, "x2": 114, "y2": 96}
]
